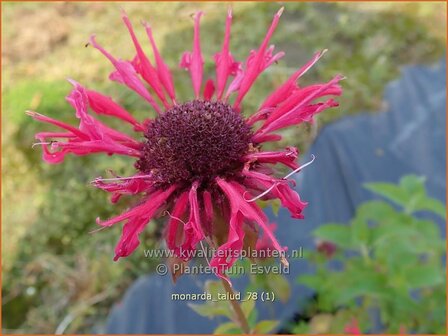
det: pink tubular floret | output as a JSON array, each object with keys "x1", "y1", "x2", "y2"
[
  {"x1": 243, "y1": 169, "x2": 307, "y2": 219},
  {"x1": 231, "y1": 7, "x2": 284, "y2": 110},
  {"x1": 202, "y1": 190, "x2": 214, "y2": 235},
  {"x1": 253, "y1": 75, "x2": 343, "y2": 142},
  {"x1": 89, "y1": 35, "x2": 162, "y2": 114},
  {"x1": 187, "y1": 181, "x2": 205, "y2": 242},
  {"x1": 203, "y1": 79, "x2": 215, "y2": 100},
  {"x1": 143, "y1": 22, "x2": 176, "y2": 102},
  {"x1": 121, "y1": 10, "x2": 169, "y2": 108},
  {"x1": 92, "y1": 173, "x2": 154, "y2": 203},
  {"x1": 180, "y1": 12, "x2": 204, "y2": 98},
  {"x1": 215, "y1": 177, "x2": 288, "y2": 282},
  {"x1": 214, "y1": 8, "x2": 241, "y2": 100},
  {"x1": 99, "y1": 185, "x2": 176, "y2": 260},
  {"x1": 257, "y1": 49, "x2": 328, "y2": 113},
  {"x1": 165, "y1": 192, "x2": 189, "y2": 256},
  {"x1": 245, "y1": 146, "x2": 299, "y2": 170},
  {"x1": 86, "y1": 89, "x2": 144, "y2": 131},
  {"x1": 28, "y1": 81, "x2": 143, "y2": 164}
]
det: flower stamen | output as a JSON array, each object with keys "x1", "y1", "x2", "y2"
[
  {"x1": 283, "y1": 154, "x2": 315, "y2": 179},
  {"x1": 31, "y1": 141, "x2": 54, "y2": 148},
  {"x1": 245, "y1": 154, "x2": 316, "y2": 202},
  {"x1": 91, "y1": 174, "x2": 153, "y2": 183},
  {"x1": 163, "y1": 210, "x2": 186, "y2": 226}
]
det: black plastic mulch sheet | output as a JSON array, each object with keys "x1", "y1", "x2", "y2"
[{"x1": 105, "y1": 59, "x2": 446, "y2": 334}]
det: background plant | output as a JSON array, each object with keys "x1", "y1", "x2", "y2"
[
  {"x1": 294, "y1": 175, "x2": 446, "y2": 334},
  {"x1": 188, "y1": 258, "x2": 291, "y2": 334}
]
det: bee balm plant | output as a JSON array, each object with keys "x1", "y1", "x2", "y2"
[{"x1": 29, "y1": 8, "x2": 342, "y2": 285}]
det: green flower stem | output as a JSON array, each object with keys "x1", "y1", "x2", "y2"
[{"x1": 221, "y1": 279, "x2": 251, "y2": 334}]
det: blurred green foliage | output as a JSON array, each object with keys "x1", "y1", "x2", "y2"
[
  {"x1": 189, "y1": 279, "x2": 279, "y2": 334},
  {"x1": 2, "y1": 1, "x2": 446, "y2": 333},
  {"x1": 296, "y1": 176, "x2": 446, "y2": 334},
  {"x1": 188, "y1": 258, "x2": 290, "y2": 334}
]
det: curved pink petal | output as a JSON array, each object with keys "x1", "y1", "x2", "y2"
[
  {"x1": 29, "y1": 82, "x2": 142, "y2": 163},
  {"x1": 86, "y1": 89, "x2": 144, "y2": 131},
  {"x1": 179, "y1": 12, "x2": 204, "y2": 98},
  {"x1": 254, "y1": 99, "x2": 339, "y2": 142},
  {"x1": 97, "y1": 185, "x2": 176, "y2": 228},
  {"x1": 209, "y1": 211, "x2": 245, "y2": 283},
  {"x1": 216, "y1": 178, "x2": 288, "y2": 266},
  {"x1": 121, "y1": 11, "x2": 168, "y2": 108},
  {"x1": 113, "y1": 216, "x2": 147, "y2": 260},
  {"x1": 97, "y1": 123, "x2": 141, "y2": 149},
  {"x1": 186, "y1": 181, "x2": 204, "y2": 241},
  {"x1": 89, "y1": 35, "x2": 161, "y2": 114},
  {"x1": 253, "y1": 75, "x2": 343, "y2": 141},
  {"x1": 264, "y1": 75, "x2": 343, "y2": 126},
  {"x1": 92, "y1": 174, "x2": 154, "y2": 203},
  {"x1": 203, "y1": 79, "x2": 215, "y2": 100},
  {"x1": 202, "y1": 190, "x2": 213, "y2": 235},
  {"x1": 214, "y1": 8, "x2": 241, "y2": 100},
  {"x1": 35, "y1": 132, "x2": 76, "y2": 139},
  {"x1": 245, "y1": 146, "x2": 299, "y2": 169},
  {"x1": 67, "y1": 81, "x2": 140, "y2": 147},
  {"x1": 252, "y1": 133, "x2": 283, "y2": 143},
  {"x1": 243, "y1": 170, "x2": 307, "y2": 219},
  {"x1": 143, "y1": 22, "x2": 176, "y2": 102},
  {"x1": 166, "y1": 191, "x2": 189, "y2": 252},
  {"x1": 224, "y1": 67, "x2": 244, "y2": 100},
  {"x1": 48, "y1": 140, "x2": 140, "y2": 159},
  {"x1": 27, "y1": 111, "x2": 87, "y2": 140},
  {"x1": 232, "y1": 8, "x2": 284, "y2": 110},
  {"x1": 258, "y1": 49, "x2": 328, "y2": 112},
  {"x1": 256, "y1": 222, "x2": 278, "y2": 252},
  {"x1": 36, "y1": 141, "x2": 67, "y2": 164},
  {"x1": 246, "y1": 107, "x2": 274, "y2": 126}
]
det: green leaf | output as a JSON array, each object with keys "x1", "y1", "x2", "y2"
[
  {"x1": 365, "y1": 175, "x2": 445, "y2": 217},
  {"x1": 188, "y1": 302, "x2": 233, "y2": 319},
  {"x1": 356, "y1": 201, "x2": 397, "y2": 222},
  {"x1": 385, "y1": 289, "x2": 420, "y2": 318},
  {"x1": 256, "y1": 199, "x2": 269, "y2": 210},
  {"x1": 253, "y1": 320, "x2": 279, "y2": 334},
  {"x1": 188, "y1": 303, "x2": 215, "y2": 318},
  {"x1": 247, "y1": 306, "x2": 259, "y2": 329},
  {"x1": 412, "y1": 219, "x2": 443, "y2": 249},
  {"x1": 256, "y1": 199, "x2": 281, "y2": 216},
  {"x1": 297, "y1": 274, "x2": 322, "y2": 290},
  {"x1": 406, "y1": 265, "x2": 444, "y2": 288},
  {"x1": 351, "y1": 216, "x2": 369, "y2": 245},
  {"x1": 205, "y1": 280, "x2": 225, "y2": 297},
  {"x1": 364, "y1": 182, "x2": 410, "y2": 208},
  {"x1": 400, "y1": 175, "x2": 426, "y2": 194},
  {"x1": 268, "y1": 273, "x2": 291, "y2": 302},
  {"x1": 271, "y1": 199, "x2": 281, "y2": 216},
  {"x1": 214, "y1": 322, "x2": 241, "y2": 334},
  {"x1": 334, "y1": 282, "x2": 382, "y2": 305},
  {"x1": 332, "y1": 269, "x2": 384, "y2": 305},
  {"x1": 373, "y1": 217, "x2": 442, "y2": 260},
  {"x1": 291, "y1": 321, "x2": 309, "y2": 334},
  {"x1": 241, "y1": 296, "x2": 255, "y2": 318},
  {"x1": 416, "y1": 198, "x2": 446, "y2": 220},
  {"x1": 313, "y1": 224, "x2": 352, "y2": 248}
]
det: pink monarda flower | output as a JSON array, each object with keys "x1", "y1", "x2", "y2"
[
  {"x1": 344, "y1": 318, "x2": 361, "y2": 334},
  {"x1": 316, "y1": 239, "x2": 337, "y2": 258},
  {"x1": 29, "y1": 8, "x2": 342, "y2": 282}
]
